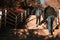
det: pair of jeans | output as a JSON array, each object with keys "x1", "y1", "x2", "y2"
[
  {"x1": 36, "y1": 16, "x2": 40, "y2": 25},
  {"x1": 47, "y1": 15, "x2": 54, "y2": 34}
]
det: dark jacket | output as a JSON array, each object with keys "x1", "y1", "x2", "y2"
[{"x1": 44, "y1": 6, "x2": 57, "y2": 19}]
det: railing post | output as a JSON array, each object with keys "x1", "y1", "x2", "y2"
[
  {"x1": 15, "y1": 16, "x2": 17, "y2": 28},
  {"x1": 25, "y1": 10, "x2": 27, "y2": 19},
  {"x1": 21, "y1": 12, "x2": 23, "y2": 22},
  {"x1": 5, "y1": 9, "x2": 7, "y2": 27},
  {"x1": 14, "y1": 16, "x2": 17, "y2": 35},
  {"x1": 0, "y1": 10, "x2": 2, "y2": 28}
]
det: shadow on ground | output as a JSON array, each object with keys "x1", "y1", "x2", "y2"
[{"x1": 0, "y1": 29, "x2": 60, "y2": 40}]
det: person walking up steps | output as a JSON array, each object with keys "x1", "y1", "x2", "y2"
[
  {"x1": 44, "y1": 6, "x2": 57, "y2": 35},
  {"x1": 35, "y1": 5, "x2": 42, "y2": 27}
]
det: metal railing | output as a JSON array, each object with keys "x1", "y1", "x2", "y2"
[{"x1": 0, "y1": 8, "x2": 31, "y2": 29}]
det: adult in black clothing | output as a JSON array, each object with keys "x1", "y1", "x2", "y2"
[{"x1": 44, "y1": 6, "x2": 57, "y2": 35}]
